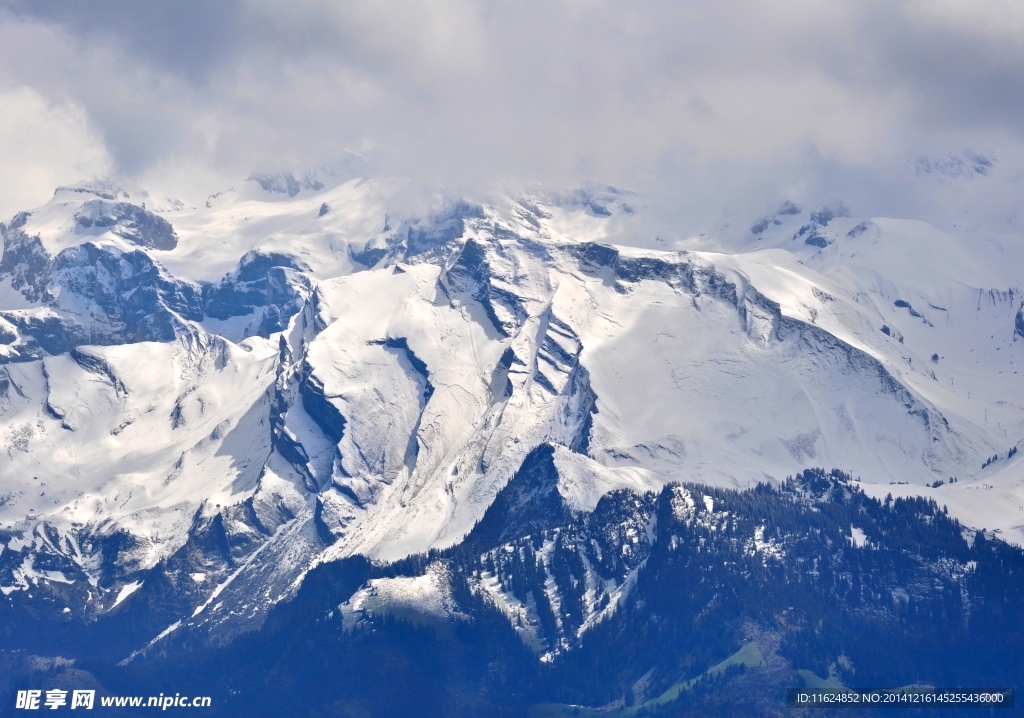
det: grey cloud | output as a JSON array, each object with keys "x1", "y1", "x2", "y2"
[
  {"x1": 2, "y1": 0, "x2": 246, "y2": 81},
  {"x1": 805, "y1": 4, "x2": 1024, "y2": 137}
]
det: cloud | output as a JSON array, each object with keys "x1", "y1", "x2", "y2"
[
  {"x1": 0, "y1": 0, "x2": 1022, "y2": 233},
  {"x1": 0, "y1": 86, "x2": 111, "y2": 219}
]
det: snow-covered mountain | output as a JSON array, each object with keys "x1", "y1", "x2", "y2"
[{"x1": 1, "y1": 172, "x2": 1022, "y2": 655}]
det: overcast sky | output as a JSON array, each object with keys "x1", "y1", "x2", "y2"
[{"x1": 1, "y1": 0, "x2": 1023, "y2": 234}]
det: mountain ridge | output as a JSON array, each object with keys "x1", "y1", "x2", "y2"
[{"x1": 0, "y1": 175, "x2": 1022, "y2": 664}]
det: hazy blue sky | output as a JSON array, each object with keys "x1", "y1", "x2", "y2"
[{"x1": 1, "y1": 1, "x2": 1022, "y2": 234}]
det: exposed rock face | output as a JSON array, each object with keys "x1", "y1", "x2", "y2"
[{"x1": 75, "y1": 200, "x2": 179, "y2": 250}]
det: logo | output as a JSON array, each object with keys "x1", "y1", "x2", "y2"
[{"x1": 15, "y1": 690, "x2": 94, "y2": 710}]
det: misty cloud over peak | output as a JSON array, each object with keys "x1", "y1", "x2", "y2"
[{"x1": 0, "y1": 0, "x2": 1022, "y2": 236}]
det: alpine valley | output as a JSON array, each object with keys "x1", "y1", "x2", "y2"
[{"x1": 1, "y1": 170, "x2": 1023, "y2": 716}]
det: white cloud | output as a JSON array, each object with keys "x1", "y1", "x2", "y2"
[{"x1": 0, "y1": 85, "x2": 111, "y2": 220}]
